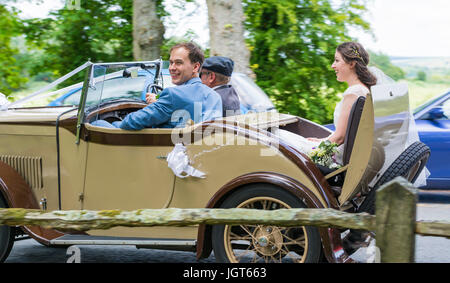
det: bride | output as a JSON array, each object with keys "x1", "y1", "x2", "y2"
[{"x1": 277, "y1": 42, "x2": 377, "y2": 165}]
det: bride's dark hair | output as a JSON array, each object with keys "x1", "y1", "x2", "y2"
[{"x1": 337, "y1": 42, "x2": 377, "y2": 89}]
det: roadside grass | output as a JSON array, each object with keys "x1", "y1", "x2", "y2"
[{"x1": 405, "y1": 80, "x2": 450, "y2": 109}]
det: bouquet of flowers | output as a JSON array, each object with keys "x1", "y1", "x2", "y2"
[{"x1": 308, "y1": 140, "x2": 341, "y2": 169}]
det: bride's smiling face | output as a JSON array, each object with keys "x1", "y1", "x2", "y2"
[{"x1": 331, "y1": 51, "x2": 354, "y2": 82}]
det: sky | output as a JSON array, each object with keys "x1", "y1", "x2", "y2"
[
  {"x1": 349, "y1": 0, "x2": 450, "y2": 57},
  {"x1": 10, "y1": 0, "x2": 450, "y2": 58}
]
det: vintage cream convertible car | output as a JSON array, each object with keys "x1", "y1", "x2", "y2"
[{"x1": 0, "y1": 61, "x2": 429, "y2": 263}]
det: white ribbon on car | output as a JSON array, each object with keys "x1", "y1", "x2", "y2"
[{"x1": 167, "y1": 143, "x2": 206, "y2": 179}]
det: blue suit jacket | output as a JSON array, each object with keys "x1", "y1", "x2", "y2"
[{"x1": 115, "y1": 77, "x2": 222, "y2": 130}]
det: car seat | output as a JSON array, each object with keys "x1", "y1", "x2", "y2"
[{"x1": 317, "y1": 96, "x2": 366, "y2": 194}]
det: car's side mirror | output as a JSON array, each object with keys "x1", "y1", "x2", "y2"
[{"x1": 428, "y1": 106, "x2": 446, "y2": 120}]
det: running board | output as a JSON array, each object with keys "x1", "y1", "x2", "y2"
[{"x1": 50, "y1": 235, "x2": 196, "y2": 251}]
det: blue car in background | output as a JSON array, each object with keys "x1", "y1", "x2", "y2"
[
  {"x1": 325, "y1": 89, "x2": 450, "y2": 189},
  {"x1": 414, "y1": 90, "x2": 450, "y2": 189},
  {"x1": 48, "y1": 67, "x2": 275, "y2": 114},
  {"x1": 48, "y1": 68, "x2": 172, "y2": 107}
]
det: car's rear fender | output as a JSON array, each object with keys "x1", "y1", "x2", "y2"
[
  {"x1": 196, "y1": 172, "x2": 349, "y2": 263},
  {"x1": 197, "y1": 119, "x2": 338, "y2": 209}
]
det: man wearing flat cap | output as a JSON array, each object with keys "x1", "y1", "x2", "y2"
[{"x1": 201, "y1": 56, "x2": 241, "y2": 117}]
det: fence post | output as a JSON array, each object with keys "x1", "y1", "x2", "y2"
[{"x1": 376, "y1": 177, "x2": 417, "y2": 263}]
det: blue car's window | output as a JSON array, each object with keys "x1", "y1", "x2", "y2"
[
  {"x1": 442, "y1": 99, "x2": 450, "y2": 117},
  {"x1": 414, "y1": 92, "x2": 448, "y2": 114},
  {"x1": 63, "y1": 76, "x2": 147, "y2": 106},
  {"x1": 438, "y1": 99, "x2": 450, "y2": 119}
]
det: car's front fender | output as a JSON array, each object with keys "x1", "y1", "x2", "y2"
[{"x1": 0, "y1": 161, "x2": 64, "y2": 245}]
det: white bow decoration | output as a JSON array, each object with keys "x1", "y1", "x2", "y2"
[{"x1": 167, "y1": 143, "x2": 206, "y2": 179}]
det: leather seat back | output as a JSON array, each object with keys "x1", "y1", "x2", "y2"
[{"x1": 342, "y1": 96, "x2": 366, "y2": 165}]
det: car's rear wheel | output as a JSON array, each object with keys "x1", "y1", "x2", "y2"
[
  {"x1": 342, "y1": 142, "x2": 430, "y2": 255},
  {"x1": 0, "y1": 195, "x2": 15, "y2": 263},
  {"x1": 211, "y1": 184, "x2": 321, "y2": 263},
  {"x1": 358, "y1": 141, "x2": 430, "y2": 215}
]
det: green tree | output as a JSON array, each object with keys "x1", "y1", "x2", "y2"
[
  {"x1": 416, "y1": 70, "x2": 426, "y2": 81},
  {"x1": 244, "y1": 0, "x2": 371, "y2": 124},
  {"x1": 133, "y1": 0, "x2": 165, "y2": 60},
  {"x1": 0, "y1": 5, "x2": 27, "y2": 96},
  {"x1": 22, "y1": 0, "x2": 134, "y2": 85},
  {"x1": 160, "y1": 33, "x2": 207, "y2": 60},
  {"x1": 368, "y1": 51, "x2": 405, "y2": 80},
  {"x1": 206, "y1": 0, "x2": 254, "y2": 77}
]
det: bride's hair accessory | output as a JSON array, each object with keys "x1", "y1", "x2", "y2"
[{"x1": 352, "y1": 47, "x2": 365, "y2": 64}]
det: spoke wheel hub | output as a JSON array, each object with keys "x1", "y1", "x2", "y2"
[{"x1": 253, "y1": 226, "x2": 283, "y2": 256}]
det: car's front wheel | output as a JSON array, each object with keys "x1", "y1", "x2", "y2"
[
  {"x1": 0, "y1": 195, "x2": 14, "y2": 263},
  {"x1": 211, "y1": 184, "x2": 322, "y2": 263}
]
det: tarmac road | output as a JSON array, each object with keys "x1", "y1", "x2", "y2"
[{"x1": 4, "y1": 203, "x2": 450, "y2": 263}]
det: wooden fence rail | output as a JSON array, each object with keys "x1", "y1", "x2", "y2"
[
  {"x1": 1, "y1": 177, "x2": 449, "y2": 262},
  {"x1": 0, "y1": 207, "x2": 376, "y2": 231},
  {"x1": 0, "y1": 206, "x2": 448, "y2": 237}
]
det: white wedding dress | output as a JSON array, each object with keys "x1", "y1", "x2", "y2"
[{"x1": 276, "y1": 84, "x2": 369, "y2": 165}]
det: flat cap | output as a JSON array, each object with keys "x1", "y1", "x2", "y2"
[{"x1": 202, "y1": 56, "x2": 234, "y2": 77}]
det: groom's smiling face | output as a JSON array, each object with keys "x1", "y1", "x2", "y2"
[{"x1": 169, "y1": 47, "x2": 201, "y2": 86}]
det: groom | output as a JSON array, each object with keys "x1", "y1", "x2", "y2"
[{"x1": 92, "y1": 42, "x2": 222, "y2": 130}]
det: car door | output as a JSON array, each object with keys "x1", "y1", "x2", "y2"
[
  {"x1": 82, "y1": 125, "x2": 176, "y2": 211},
  {"x1": 64, "y1": 62, "x2": 174, "y2": 210},
  {"x1": 78, "y1": 63, "x2": 175, "y2": 211},
  {"x1": 416, "y1": 96, "x2": 450, "y2": 189}
]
